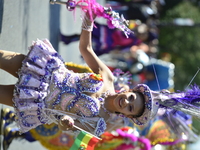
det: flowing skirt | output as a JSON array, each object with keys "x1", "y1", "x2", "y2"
[{"x1": 12, "y1": 39, "x2": 65, "y2": 133}]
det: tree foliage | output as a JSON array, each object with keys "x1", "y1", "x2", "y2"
[{"x1": 159, "y1": 0, "x2": 200, "y2": 90}]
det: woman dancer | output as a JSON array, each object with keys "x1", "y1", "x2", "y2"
[
  {"x1": 0, "y1": 8, "x2": 151, "y2": 137},
  {"x1": 1, "y1": 1, "x2": 200, "y2": 138}
]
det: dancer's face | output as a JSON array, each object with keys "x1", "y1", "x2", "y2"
[{"x1": 111, "y1": 91, "x2": 145, "y2": 118}]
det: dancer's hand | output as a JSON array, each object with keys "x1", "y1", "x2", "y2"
[
  {"x1": 58, "y1": 115, "x2": 74, "y2": 131},
  {"x1": 85, "y1": 10, "x2": 97, "y2": 21},
  {"x1": 81, "y1": 11, "x2": 96, "y2": 32}
]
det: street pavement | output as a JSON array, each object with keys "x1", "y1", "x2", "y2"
[{"x1": 0, "y1": 0, "x2": 104, "y2": 150}]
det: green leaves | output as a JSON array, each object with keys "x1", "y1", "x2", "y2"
[{"x1": 159, "y1": 1, "x2": 200, "y2": 90}]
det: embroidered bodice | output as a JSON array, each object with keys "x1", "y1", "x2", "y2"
[{"x1": 45, "y1": 65, "x2": 107, "y2": 136}]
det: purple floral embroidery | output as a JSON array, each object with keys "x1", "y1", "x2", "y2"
[
  {"x1": 21, "y1": 74, "x2": 32, "y2": 86},
  {"x1": 94, "y1": 118, "x2": 107, "y2": 136}
]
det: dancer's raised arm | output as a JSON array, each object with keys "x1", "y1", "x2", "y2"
[{"x1": 79, "y1": 13, "x2": 114, "y2": 82}]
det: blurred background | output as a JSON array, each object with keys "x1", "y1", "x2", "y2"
[{"x1": 1, "y1": 0, "x2": 200, "y2": 150}]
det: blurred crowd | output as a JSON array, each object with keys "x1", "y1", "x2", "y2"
[{"x1": 103, "y1": 0, "x2": 168, "y2": 90}]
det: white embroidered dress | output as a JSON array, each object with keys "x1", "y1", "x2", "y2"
[{"x1": 13, "y1": 39, "x2": 108, "y2": 136}]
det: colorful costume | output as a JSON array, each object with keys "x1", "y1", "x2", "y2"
[
  {"x1": 2, "y1": 63, "x2": 130, "y2": 150},
  {"x1": 13, "y1": 39, "x2": 115, "y2": 136},
  {"x1": 12, "y1": 0, "x2": 136, "y2": 133}
]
